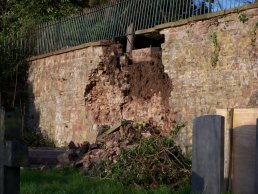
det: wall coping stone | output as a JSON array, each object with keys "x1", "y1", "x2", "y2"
[
  {"x1": 27, "y1": 40, "x2": 114, "y2": 62},
  {"x1": 156, "y1": 2, "x2": 258, "y2": 30},
  {"x1": 136, "y1": 2, "x2": 258, "y2": 35}
]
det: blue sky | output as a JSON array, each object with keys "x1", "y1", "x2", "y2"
[{"x1": 195, "y1": 0, "x2": 255, "y2": 12}]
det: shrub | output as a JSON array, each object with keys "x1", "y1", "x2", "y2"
[{"x1": 106, "y1": 135, "x2": 191, "y2": 188}]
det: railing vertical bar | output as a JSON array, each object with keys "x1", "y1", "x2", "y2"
[
  {"x1": 144, "y1": 0, "x2": 150, "y2": 27},
  {"x1": 101, "y1": 6, "x2": 108, "y2": 40},
  {"x1": 111, "y1": 3, "x2": 118, "y2": 39},
  {"x1": 98, "y1": 8, "x2": 106, "y2": 40},
  {"x1": 130, "y1": 0, "x2": 138, "y2": 30},
  {"x1": 122, "y1": 0, "x2": 129, "y2": 37},
  {"x1": 37, "y1": 24, "x2": 40, "y2": 55},
  {"x1": 136, "y1": 0, "x2": 144, "y2": 31},
  {"x1": 72, "y1": 15, "x2": 79, "y2": 46},
  {"x1": 82, "y1": 13, "x2": 90, "y2": 43},
  {"x1": 175, "y1": 0, "x2": 179, "y2": 21},
  {"x1": 95, "y1": 8, "x2": 103, "y2": 40},
  {"x1": 96, "y1": 6, "x2": 104, "y2": 41},
  {"x1": 180, "y1": 0, "x2": 184, "y2": 19},
  {"x1": 171, "y1": 0, "x2": 176, "y2": 21},
  {"x1": 102, "y1": 4, "x2": 111, "y2": 40},
  {"x1": 139, "y1": 0, "x2": 146, "y2": 29},
  {"x1": 70, "y1": 16, "x2": 75, "y2": 45},
  {"x1": 68, "y1": 17, "x2": 74, "y2": 46},
  {"x1": 45, "y1": 23, "x2": 50, "y2": 54},
  {"x1": 157, "y1": 0, "x2": 162, "y2": 25},
  {"x1": 200, "y1": 0, "x2": 204, "y2": 16},
  {"x1": 164, "y1": 0, "x2": 170, "y2": 23},
  {"x1": 38, "y1": 23, "x2": 42, "y2": 55},
  {"x1": 57, "y1": 19, "x2": 63, "y2": 50},
  {"x1": 127, "y1": 0, "x2": 133, "y2": 34},
  {"x1": 192, "y1": 0, "x2": 196, "y2": 17},
  {"x1": 152, "y1": 0, "x2": 159, "y2": 26},
  {"x1": 149, "y1": 0, "x2": 155, "y2": 27},
  {"x1": 168, "y1": 0, "x2": 172, "y2": 22},
  {"x1": 185, "y1": 0, "x2": 189, "y2": 19},
  {"x1": 71, "y1": 16, "x2": 79, "y2": 46},
  {"x1": 48, "y1": 22, "x2": 55, "y2": 52},
  {"x1": 92, "y1": 8, "x2": 100, "y2": 41},
  {"x1": 87, "y1": 10, "x2": 95, "y2": 42},
  {"x1": 208, "y1": 0, "x2": 211, "y2": 14},
  {"x1": 107, "y1": 4, "x2": 115, "y2": 39},
  {"x1": 83, "y1": 13, "x2": 90, "y2": 43}
]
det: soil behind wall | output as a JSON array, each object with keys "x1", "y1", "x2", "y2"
[{"x1": 85, "y1": 47, "x2": 175, "y2": 136}]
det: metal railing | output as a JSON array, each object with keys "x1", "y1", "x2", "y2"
[{"x1": 0, "y1": 0, "x2": 256, "y2": 58}]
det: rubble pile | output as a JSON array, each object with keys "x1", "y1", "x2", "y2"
[
  {"x1": 57, "y1": 121, "x2": 191, "y2": 187},
  {"x1": 58, "y1": 121, "x2": 158, "y2": 170}
]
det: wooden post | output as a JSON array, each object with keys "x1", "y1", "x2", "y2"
[
  {"x1": 0, "y1": 108, "x2": 28, "y2": 194},
  {"x1": 126, "y1": 23, "x2": 135, "y2": 54},
  {"x1": 216, "y1": 108, "x2": 233, "y2": 191}
]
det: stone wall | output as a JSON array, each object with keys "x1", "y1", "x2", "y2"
[
  {"x1": 161, "y1": 7, "x2": 258, "y2": 151},
  {"x1": 27, "y1": 43, "x2": 116, "y2": 146},
  {"x1": 27, "y1": 6, "x2": 258, "y2": 151}
]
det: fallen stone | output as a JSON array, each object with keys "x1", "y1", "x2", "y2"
[
  {"x1": 89, "y1": 143, "x2": 99, "y2": 150},
  {"x1": 76, "y1": 141, "x2": 90, "y2": 156},
  {"x1": 75, "y1": 160, "x2": 84, "y2": 168},
  {"x1": 141, "y1": 131, "x2": 152, "y2": 138},
  {"x1": 40, "y1": 165, "x2": 50, "y2": 171},
  {"x1": 68, "y1": 141, "x2": 77, "y2": 150}
]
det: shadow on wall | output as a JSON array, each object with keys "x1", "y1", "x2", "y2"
[
  {"x1": 25, "y1": 72, "x2": 55, "y2": 147},
  {"x1": 232, "y1": 125, "x2": 257, "y2": 194},
  {"x1": 0, "y1": 60, "x2": 54, "y2": 147}
]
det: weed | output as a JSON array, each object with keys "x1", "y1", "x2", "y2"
[
  {"x1": 171, "y1": 124, "x2": 185, "y2": 138},
  {"x1": 233, "y1": 8, "x2": 240, "y2": 14},
  {"x1": 238, "y1": 13, "x2": 248, "y2": 23},
  {"x1": 251, "y1": 24, "x2": 257, "y2": 47},
  {"x1": 211, "y1": 32, "x2": 220, "y2": 67}
]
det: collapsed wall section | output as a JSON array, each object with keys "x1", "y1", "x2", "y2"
[
  {"x1": 27, "y1": 43, "x2": 174, "y2": 146},
  {"x1": 84, "y1": 47, "x2": 174, "y2": 135}
]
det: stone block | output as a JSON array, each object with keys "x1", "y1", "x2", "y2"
[{"x1": 192, "y1": 115, "x2": 225, "y2": 194}]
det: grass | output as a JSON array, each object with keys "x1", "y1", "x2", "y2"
[{"x1": 21, "y1": 168, "x2": 191, "y2": 194}]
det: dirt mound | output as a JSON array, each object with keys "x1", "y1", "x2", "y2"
[
  {"x1": 128, "y1": 60, "x2": 172, "y2": 102},
  {"x1": 84, "y1": 46, "x2": 175, "y2": 133}
]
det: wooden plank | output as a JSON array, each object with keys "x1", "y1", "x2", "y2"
[
  {"x1": 216, "y1": 109, "x2": 233, "y2": 191},
  {"x1": 232, "y1": 109, "x2": 258, "y2": 194},
  {"x1": 126, "y1": 23, "x2": 135, "y2": 54},
  {"x1": 97, "y1": 122, "x2": 122, "y2": 140},
  {"x1": 28, "y1": 149, "x2": 64, "y2": 165}
]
